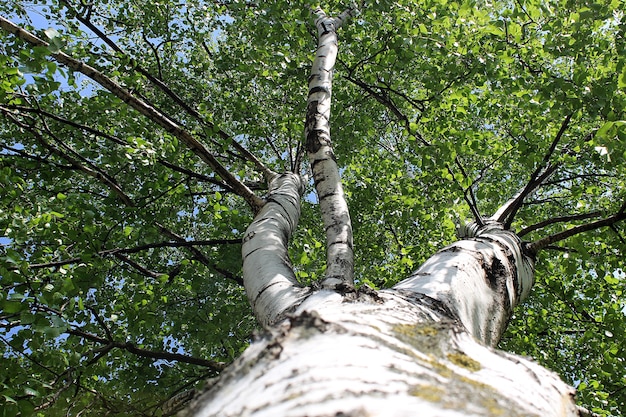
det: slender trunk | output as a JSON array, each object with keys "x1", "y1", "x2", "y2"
[{"x1": 305, "y1": 8, "x2": 356, "y2": 288}]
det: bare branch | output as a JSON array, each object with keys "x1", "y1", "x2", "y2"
[
  {"x1": 66, "y1": 327, "x2": 226, "y2": 370},
  {"x1": 518, "y1": 211, "x2": 604, "y2": 237},
  {"x1": 494, "y1": 114, "x2": 571, "y2": 226},
  {"x1": 527, "y1": 211, "x2": 626, "y2": 254}
]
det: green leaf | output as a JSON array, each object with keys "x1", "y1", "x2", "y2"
[{"x1": 618, "y1": 66, "x2": 626, "y2": 89}]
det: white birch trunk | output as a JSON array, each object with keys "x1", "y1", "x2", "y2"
[
  {"x1": 241, "y1": 173, "x2": 309, "y2": 326},
  {"x1": 181, "y1": 292, "x2": 576, "y2": 417},
  {"x1": 181, "y1": 222, "x2": 578, "y2": 417},
  {"x1": 394, "y1": 221, "x2": 535, "y2": 346},
  {"x1": 305, "y1": 8, "x2": 356, "y2": 288},
  {"x1": 177, "y1": 8, "x2": 580, "y2": 417}
]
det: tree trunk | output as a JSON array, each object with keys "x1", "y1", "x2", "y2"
[
  {"x1": 178, "y1": 7, "x2": 579, "y2": 416},
  {"x1": 181, "y1": 203, "x2": 578, "y2": 416},
  {"x1": 180, "y1": 290, "x2": 577, "y2": 417}
]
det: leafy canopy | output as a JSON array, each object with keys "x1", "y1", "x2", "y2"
[{"x1": 0, "y1": 0, "x2": 625, "y2": 416}]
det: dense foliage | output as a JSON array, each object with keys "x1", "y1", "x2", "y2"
[{"x1": 1, "y1": 0, "x2": 625, "y2": 415}]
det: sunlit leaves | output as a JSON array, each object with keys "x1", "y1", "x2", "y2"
[{"x1": 1, "y1": 0, "x2": 626, "y2": 415}]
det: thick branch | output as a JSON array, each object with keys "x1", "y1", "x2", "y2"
[
  {"x1": 305, "y1": 7, "x2": 357, "y2": 288},
  {"x1": 241, "y1": 173, "x2": 308, "y2": 326},
  {"x1": 397, "y1": 222, "x2": 535, "y2": 346},
  {"x1": 0, "y1": 16, "x2": 264, "y2": 211}
]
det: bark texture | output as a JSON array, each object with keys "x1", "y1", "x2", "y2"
[
  {"x1": 180, "y1": 6, "x2": 578, "y2": 415},
  {"x1": 181, "y1": 290, "x2": 577, "y2": 417},
  {"x1": 395, "y1": 221, "x2": 534, "y2": 346},
  {"x1": 241, "y1": 173, "x2": 308, "y2": 326},
  {"x1": 305, "y1": 8, "x2": 356, "y2": 288},
  {"x1": 184, "y1": 199, "x2": 577, "y2": 416}
]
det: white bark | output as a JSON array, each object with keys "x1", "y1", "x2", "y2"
[
  {"x1": 182, "y1": 220, "x2": 579, "y2": 417},
  {"x1": 305, "y1": 8, "x2": 357, "y2": 288},
  {"x1": 395, "y1": 221, "x2": 534, "y2": 346},
  {"x1": 181, "y1": 290, "x2": 577, "y2": 417},
  {"x1": 180, "y1": 8, "x2": 578, "y2": 416},
  {"x1": 241, "y1": 173, "x2": 309, "y2": 326}
]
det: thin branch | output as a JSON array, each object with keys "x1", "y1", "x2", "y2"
[
  {"x1": 518, "y1": 211, "x2": 604, "y2": 237},
  {"x1": 453, "y1": 156, "x2": 483, "y2": 225},
  {"x1": 610, "y1": 225, "x2": 626, "y2": 245},
  {"x1": 8, "y1": 238, "x2": 240, "y2": 271},
  {"x1": 142, "y1": 32, "x2": 165, "y2": 80},
  {"x1": 341, "y1": 74, "x2": 429, "y2": 147},
  {"x1": 527, "y1": 211, "x2": 626, "y2": 254},
  {"x1": 157, "y1": 224, "x2": 243, "y2": 285},
  {"x1": 33, "y1": 375, "x2": 75, "y2": 412},
  {"x1": 494, "y1": 114, "x2": 572, "y2": 226},
  {"x1": 66, "y1": 328, "x2": 226, "y2": 370},
  {"x1": 3, "y1": 104, "x2": 237, "y2": 195},
  {"x1": 114, "y1": 253, "x2": 160, "y2": 278},
  {"x1": 87, "y1": 306, "x2": 114, "y2": 341},
  {"x1": 1, "y1": 108, "x2": 135, "y2": 206},
  {"x1": 0, "y1": 334, "x2": 60, "y2": 377},
  {"x1": 492, "y1": 163, "x2": 559, "y2": 225},
  {"x1": 2, "y1": 104, "x2": 128, "y2": 146},
  {"x1": 0, "y1": 16, "x2": 264, "y2": 211},
  {"x1": 63, "y1": 2, "x2": 274, "y2": 180}
]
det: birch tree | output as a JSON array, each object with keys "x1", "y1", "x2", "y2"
[{"x1": 0, "y1": 1, "x2": 625, "y2": 416}]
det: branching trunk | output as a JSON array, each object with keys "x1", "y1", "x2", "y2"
[
  {"x1": 182, "y1": 280, "x2": 575, "y2": 417},
  {"x1": 183, "y1": 171, "x2": 577, "y2": 416},
  {"x1": 180, "y1": 7, "x2": 581, "y2": 416}
]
